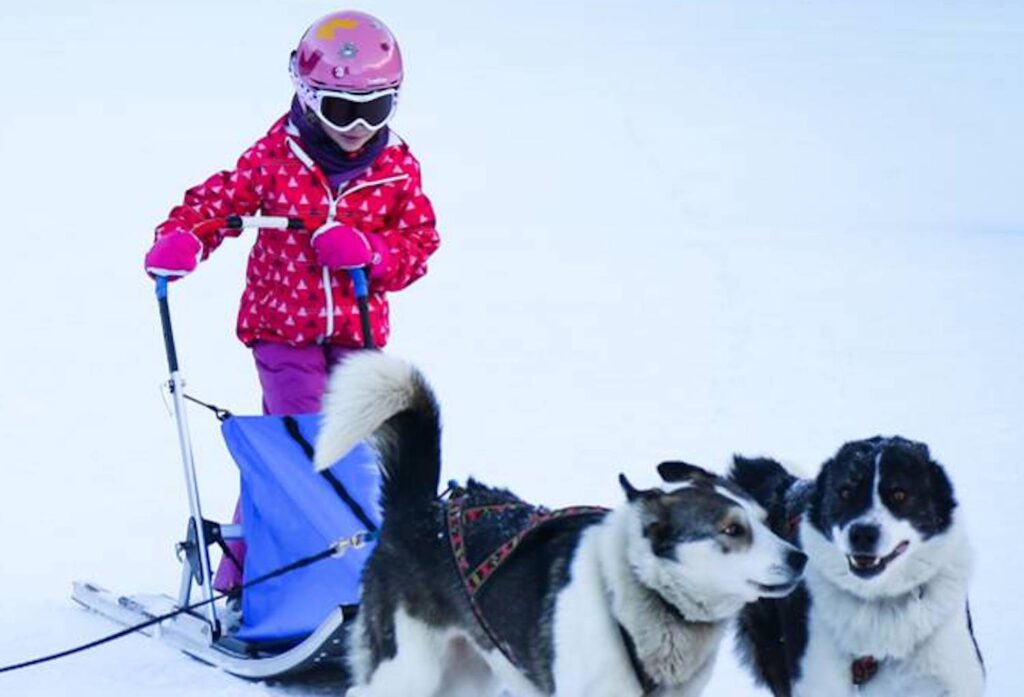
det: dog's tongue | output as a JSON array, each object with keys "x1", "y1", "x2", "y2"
[{"x1": 890, "y1": 540, "x2": 910, "y2": 558}]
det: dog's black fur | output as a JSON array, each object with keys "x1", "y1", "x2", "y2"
[
  {"x1": 730, "y1": 457, "x2": 812, "y2": 694},
  {"x1": 354, "y1": 380, "x2": 611, "y2": 692}
]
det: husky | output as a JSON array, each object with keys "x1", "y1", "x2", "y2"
[
  {"x1": 313, "y1": 352, "x2": 807, "y2": 697},
  {"x1": 730, "y1": 437, "x2": 984, "y2": 696}
]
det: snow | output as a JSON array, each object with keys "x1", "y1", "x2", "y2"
[{"x1": 1, "y1": 0, "x2": 1022, "y2": 694}]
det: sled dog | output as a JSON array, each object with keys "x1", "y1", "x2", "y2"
[
  {"x1": 314, "y1": 352, "x2": 806, "y2": 697},
  {"x1": 730, "y1": 437, "x2": 984, "y2": 696}
]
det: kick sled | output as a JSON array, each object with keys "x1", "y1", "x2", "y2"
[{"x1": 73, "y1": 216, "x2": 382, "y2": 679}]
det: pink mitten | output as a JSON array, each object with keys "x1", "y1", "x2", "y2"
[
  {"x1": 144, "y1": 229, "x2": 203, "y2": 278},
  {"x1": 312, "y1": 224, "x2": 390, "y2": 277}
]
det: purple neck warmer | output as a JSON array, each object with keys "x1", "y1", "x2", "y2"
[{"x1": 288, "y1": 96, "x2": 389, "y2": 192}]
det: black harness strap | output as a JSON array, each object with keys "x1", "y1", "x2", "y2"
[
  {"x1": 618, "y1": 623, "x2": 658, "y2": 695},
  {"x1": 282, "y1": 414, "x2": 319, "y2": 461},
  {"x1": 206, "y1": 525, "x2": 244, "y2": 593},
  {"x1": 282, "y1": 415, "x2": 378, "y2": 533}
]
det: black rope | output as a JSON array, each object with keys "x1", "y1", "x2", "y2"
[
  {"x1": 282, "y1": 416, "x2": 378, "y2": 533},
  {"x1": 1, "y1": 470, "x2": 452, "y2": 674},
  {"x1": 0, "y1": 411, "x2": 424, "y2": 674},
  {"x1": 0, "y1": 535, "x2": 369, "y2": 675},
  {"x1": 182, "y1": 394, "x2": 233, "y2": 421}
]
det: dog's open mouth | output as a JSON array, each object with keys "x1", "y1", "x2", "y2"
[
  {"x1": 847, "y1": 540, "x2": 909, "y2": 579},
  {"x1": 750, "y1": 580, "x2": 800, "y2": 598}
]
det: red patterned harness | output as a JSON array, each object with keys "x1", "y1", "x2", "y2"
[{"x1": 443, "y1": 485, "x2": 608, "y2": 666}]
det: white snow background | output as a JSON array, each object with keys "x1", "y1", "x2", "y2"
[{"x1": 1, "y1": 1, "x2": 1022, "y2": 694}]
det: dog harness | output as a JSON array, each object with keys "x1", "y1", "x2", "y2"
[
  {"x1": 444, "y1": 482, "x2": 608, "y2": 597},
  {"x1": 443, "y1": 484, "x2": 611, "y2": 681}
]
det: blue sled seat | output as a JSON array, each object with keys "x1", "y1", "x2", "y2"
[{"x1": 220, "y1": 413, "x2": 381, "y2": 644}]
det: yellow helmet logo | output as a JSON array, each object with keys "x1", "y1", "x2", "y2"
[{"x1": 316, "y1": 18, "x2": 359, "y2": 41}]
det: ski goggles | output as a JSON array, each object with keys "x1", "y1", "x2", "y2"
[
  {"x1": 314, "y1": 88, "x2": 398, "y2": 133},
  {"x1": 290, "y1": 55, "x2": 398, "y2": 133}
]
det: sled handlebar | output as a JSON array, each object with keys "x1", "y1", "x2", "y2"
[
  {"x1": 186, "y1": 215, "x2": 303, "y2": 239},
  {"x1": 224, "y1": 215, "x2": 305, "y2": 230},
  {"x1": 154, "y1": 215, "x2": 375, "y2": 348}
]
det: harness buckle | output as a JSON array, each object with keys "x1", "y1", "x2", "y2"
[{"x1": 332, "y1": 530, "x2": 373, "y2": 557}]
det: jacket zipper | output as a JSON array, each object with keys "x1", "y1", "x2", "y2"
[{"x1": 286, "y1": 137, "x2": 409, "y2": 343}]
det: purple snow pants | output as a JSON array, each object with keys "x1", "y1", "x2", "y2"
[{"x1": 213, "y1": 341, "x2": 359, "y2": 592}]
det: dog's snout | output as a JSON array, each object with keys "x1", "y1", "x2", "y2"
[
  {"x1": 786, "y1": 549, "x2": 808, "y2": 574},
  {"x1": 848, "y1": 523, "x2": 880, "y2": 552}
]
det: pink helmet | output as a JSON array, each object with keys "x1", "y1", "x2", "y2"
[{"x1": 291, "y1": 10, "x2": 403, "y2": 95}]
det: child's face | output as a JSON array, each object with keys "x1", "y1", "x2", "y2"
[{"x1": 323, "y1": 122, "x2": 376, "y2": 153}]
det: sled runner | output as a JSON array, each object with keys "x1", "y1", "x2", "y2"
[{"x1": 73, "y1": 216, "x2": 381, "y2": 679}]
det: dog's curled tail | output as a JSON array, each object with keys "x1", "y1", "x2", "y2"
[
  {"x1": 729, "y1": 456, "x2": 797, "y2": 513},
  {"x1": 314, "y1": 352, "x2": 440, "y2": 505}
]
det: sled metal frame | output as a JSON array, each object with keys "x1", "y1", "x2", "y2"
[
  {"x1": 71, "y1": 582, "x2": 350, "y2": 679},
  {"x1": 156, "y1": 276, "x2": 220, "y2": 634},
  {"x1": 72, "y1": 216, "x2": 370, "y2": 680}
]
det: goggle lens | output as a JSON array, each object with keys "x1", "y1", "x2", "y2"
[{"x1": 320, "y1": 92, "x2": 395, "y2": 131}]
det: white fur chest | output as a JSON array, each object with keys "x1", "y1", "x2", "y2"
[
  {"x1": 800, "y1": 519, "x2": 971, "y2": 659},
  {"x1": 597, "y1": 511, "x2": 729, "y2": 691},
  {"x1": 799, "y1": 604, "x2": 949, "y2": 696},
  {"x1": 796, "y1": 520, "x2": 982, "y2": 697},
  {"x1": 628, "y1": 614, "x2": 725, "y2": 688},
  {"x1": 804, "y1": 566, "x2": 950, "y2": 659}
]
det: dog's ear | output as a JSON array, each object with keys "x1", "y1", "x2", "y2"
[
  {"x1": 619, "y1": 473, "x2": 644, "y2": 502},
  {"x1": 729, "y1": 455, "x2": 790, "y2": 504},
  {"x1": 657, "y1": 460, "x2": 712, "y2": 483},
  {"x1": 625, "y1": 483, "x2": 676, "y2": 554},
  {"x1": 621, "y1": 474, "x2": 678, "y2": 553}
]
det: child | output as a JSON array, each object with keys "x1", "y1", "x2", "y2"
[{"x1": 144, "y1": 10, "x2": 439, "y2": 592}]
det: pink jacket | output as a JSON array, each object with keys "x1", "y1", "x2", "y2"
[{"x1": 156, "y1": 116, "x2": 439, "y2": 348}]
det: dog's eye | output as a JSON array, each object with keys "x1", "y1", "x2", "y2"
[
  {"x1": 839, "y1": 486, "x2": 853, "y2": 501},
  {"x1": 890, "y1": 488, "x2": 907, "y2": 504},
  {"x1": 721, "y1": 523, "x2": 744, "y2": 537}
]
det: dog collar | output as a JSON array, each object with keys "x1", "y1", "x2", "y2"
[{"x1": 851, "y1": 655, "x2": 879, "y2": 685}]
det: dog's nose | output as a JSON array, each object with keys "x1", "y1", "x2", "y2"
[
  {"x1": 787, "y1": 550, "x2": 808, "y2": 574},
  {"x1": 848, "y1": 523, "x2": 880, "y2": 553}
]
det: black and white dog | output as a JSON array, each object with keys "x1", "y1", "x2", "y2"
[
  {"x1": 314, "y1": 352, "x2": 806, "y2": 696},
  {"x1": 730, "y1": 436, "x2": 984, "y2": 696}
]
